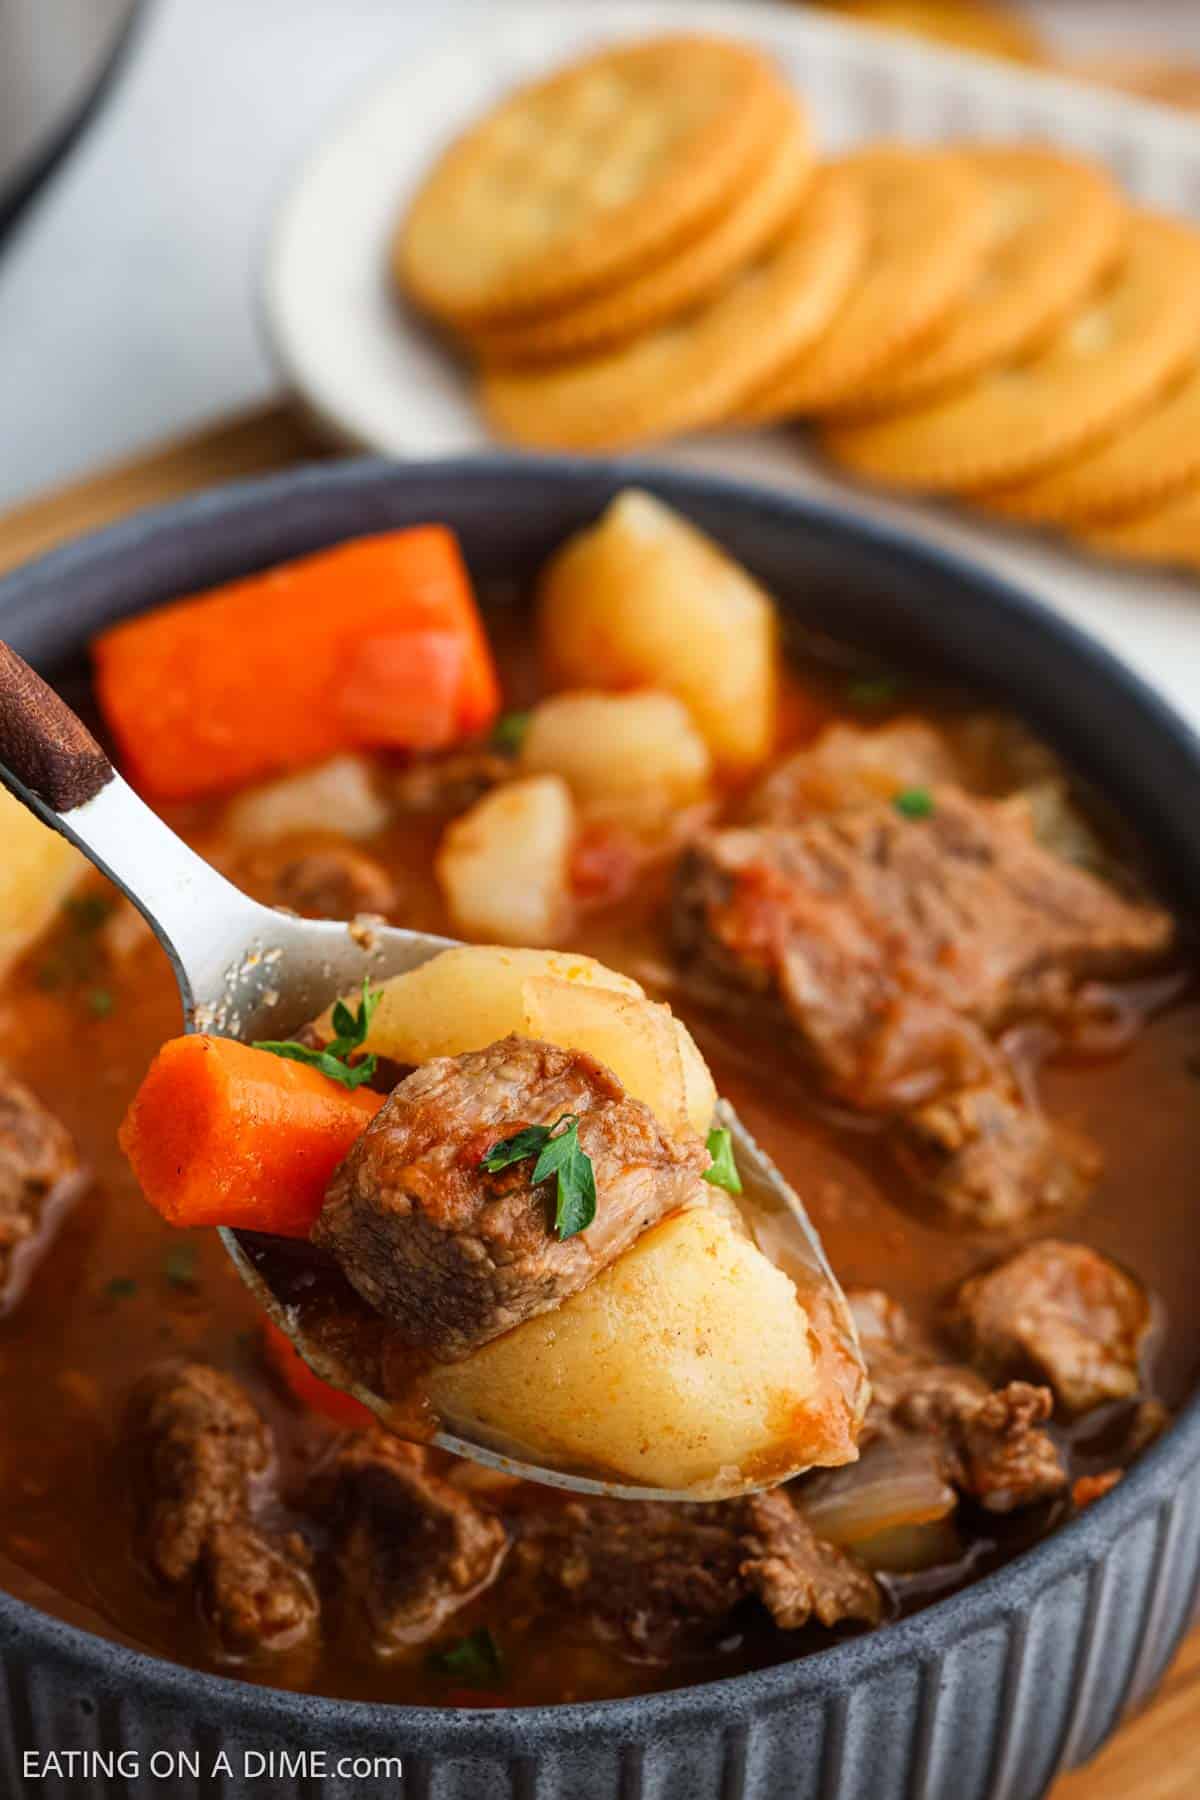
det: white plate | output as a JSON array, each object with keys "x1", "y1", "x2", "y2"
[{"x1": 262, "y1": 0, "x2": 1200, "y2": 733}]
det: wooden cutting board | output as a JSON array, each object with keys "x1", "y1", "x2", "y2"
[{"x1": 0, "y1": 402, "x2": 1191, "y2": 1800}]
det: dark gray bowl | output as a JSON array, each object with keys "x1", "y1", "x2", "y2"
[{"x1": 1, "y1": 457, "x2": 1197, "y2": 1800}]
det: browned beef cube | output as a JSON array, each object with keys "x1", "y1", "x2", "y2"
[
  {"x1": 848, "y1": 1289, "x2": 1067, "y2": 1514},
  {"x1": 390, "y1": 747, "x2": 510, "y2": 814},
  {"x1": 510, "y1": 1498, "x2": 746, "y2": 1660},
  {"x1": 948, "y1": 1240, "x2": 1150, "y2": 1414},
  {"x1": 310, "y1": 1430, "x2": 508, "y2": 1655},
  {"x1": 749, "y1": 720, "x2": 965, "y2": 824},
  {"x1": 901, "y1": 1082, "x2": 1099, "y2": 1230},
  {"x1": 201, "y1": 1520, "x2": 319, "y2": 1657},
  {"x1": 315, "y1": 1035, "x2": 708, "y2": 1360},
  {"x1": 509, "y1": 1490, "x2": 879, "y2": 1661},
  {"x1": 674, "y1": 794, "x2": 1171, "y2": 1102},
  {"x1": 953, "y1": 1382, "x2": 1066, "y2": 1512},
  {"x1": 268, "y1": 847, "x2": 398, "y2": 921},
  {"x1": 0, "y1": 1067, "x2": 80, "y2": 1314},
  {"x1": 672, "y1": 790, "x2": 1169, "y2": 1226},
  {"x1": 738, "y1": 1488, "x2": 882, "y2": 1630},
  {"x1": 129, "y1": 1361, "x2": 318, "y2": 1658}
]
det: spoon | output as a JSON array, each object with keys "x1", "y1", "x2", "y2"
[{"x1": 0, "y1": 640, "x2": 865, "y2": 1500}]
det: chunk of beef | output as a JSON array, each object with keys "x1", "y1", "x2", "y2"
[
  {"x1": 750, "y1": 720, "x2": 964, "y2": 823},
  {"x1": 269, "y1": 847, "x2": 398, "y2": 922},
  {"x1": 672, "y1": 791, "x2": 1169, "y2": 1224},
  {"x1": 390, "y1": 748, "x2": 510, "y2": 814},
  {"x1": 510, "y1": 1497, "x2": 745, "y2": 1661},
  {"x1": 0, "y1": 1067, "x2": 80, "y2": 1314},
  {"x1": 315, "y1": 1035, "x2": 708, "y2": 1360},
  {"x1": 948, "y1": 1241, "x2": 1150, "y2": 1415},
  {"x1": 309, "y1": 1430, "x2": 508, "y2": 1655},
  {"x1": 509, "y1": 1490, "x2": 879, "y2": 1661},
  {"x1": 751, "y1": 716, "x2": 1083, "y2": 840},
  {"x1": 901, "y1": 1083, "x2": 1099, "y2": 1230},
  {"x1": 954, "y1": 1382, "x2": 1066, "y2": 1512},
  {"x1": 849, "y1": 1289, "x2": 1067, "y2": 1513},
  {"x1": 674, "y1": 794, "x2": 1171, "y2": 1095},
  {"x1": 739, "y1": 1489, "x2": 882, "y2": 1629},
  {"x1": 849, "y1": 1289, "x2": 982, "y2": 1420},
  {"x1": 131, "y1": 1361, "x2": 266, "y2": 1583},
  {"x1": 129, "y1": 1361, "x2": 317, "y2": 1657},
  {"x1": 201, "y1": 1521, "x2": 319, "y2": 1657}
]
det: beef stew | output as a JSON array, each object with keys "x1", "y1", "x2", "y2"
[{"x1": 0, "y1": 490, "x2": 1196, "y2": 1710}]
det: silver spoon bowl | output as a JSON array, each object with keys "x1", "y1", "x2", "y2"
[{"x1": 0, "y1": 640, "x2": 865, "y2": 1500}]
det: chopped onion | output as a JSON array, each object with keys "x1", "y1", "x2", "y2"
[
  {"x1": 799, "y1": 1437, "x2": 956, "y2": 1548},
  {"x1": 852, "y1": 1516, "x2": 963, "y2": 1575}
]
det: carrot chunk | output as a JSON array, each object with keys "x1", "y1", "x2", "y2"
[
  {"x1": 92, "y1": 527, "x2": 500, "y2": 799},
  {"x1": 261, "y1": 1320, "x2": 374, "y2": 1427},
  {"x1": 119, "y1": 1035, "x2": 384, "y2": 1237}
]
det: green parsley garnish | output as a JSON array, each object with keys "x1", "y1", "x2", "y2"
[
  {"x1": 429, "y1": 1627, "x2": 504, "y2": 1685},
  {"x1": 104, "y1": 1276, "x2": 138, "y2": 1300},
  {"x1": 163, "y1": 1242, "x2": 199, "y2": 1289},
  {"x1": 481, "y1": 1113, "x2": 597, "y2": 1241},
  {"x1": 492, "y1": 710, "x2": 531, "y2": 754},
  {"x1": 254, "y1": 979, "x2": 381, "y2": 1092},
  {"x1": 893, "y1": 786, "x2": 934, "y2": 820},
  {"x1": 87, "y1": 988, "x2": 114, "y2": 1018},
  {"x1": 703, "y1": 1126, "x2": 743, "y2": 1194},
  {"x1": 847, "y1": 673, "x2": 903, "y2": 709}
]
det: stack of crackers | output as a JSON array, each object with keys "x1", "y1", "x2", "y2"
[
  {"x1": 394, "y1": 34, "x2": 1200, "y2": 576},
  {"x1": 820, "y1": 2, "x2": 1200, "y2": 115}
]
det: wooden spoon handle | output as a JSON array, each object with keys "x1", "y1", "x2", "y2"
[{"x1": 0, "y1": 641, "x2": 113, "y2": 813}]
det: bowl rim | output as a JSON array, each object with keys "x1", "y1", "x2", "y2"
[{"x1": 1, "y1": 449, "x2": 1197, "y2": 1744}]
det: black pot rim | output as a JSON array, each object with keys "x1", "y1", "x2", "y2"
[{"x1": 2, "y1": 449, "x2": 1197, "y2": 1748}]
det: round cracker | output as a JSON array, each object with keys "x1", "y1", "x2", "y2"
[
  {"x1": 480, "y1": 165, "x2": 867, "y2": 451},
  {"x1": 981, "y1": 360, "x2": 1200, "y2": 525},
  {"x1": 823, "y1": 213, "x2": 1200, "y2": 495},
  {"x1": 396, "y1": 36, "x2": 784, "y2": 325},
  {"x1": 466, "y1": 98, "x2": 812, "y2": 366},
  {"x1": 738, "y1": 146, "x2": 990, "y2": 420},
  {"x1": 840, "y1": 147, "x2": 1127, "y2": 413},
  {"x1": 1078, "y1": 483, "x2": 1200, "y2": 572},
  {"x1": 1064, "y1": 53, "x2": 1200, "y2": 115},
  {"x1": 827, "y1": 0, "x2": 1045, "y2": 64}
]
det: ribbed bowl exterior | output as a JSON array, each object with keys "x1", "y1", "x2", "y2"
[{"x1": 1, "y1": 458, "x2": 1198, "y2": 1800}]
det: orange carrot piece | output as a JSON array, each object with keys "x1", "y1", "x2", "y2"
[
  {"x1": 261, "y1": 1320, "x2": 374, "y2": 1427},
  {"x1": 119, "y1": 1035, "x2": 384, "y2": 1237},
  {"x1": 337, "y1": 627, "x2": 464, "y2": 749},
  {"x1": 92, "y1": 527, "x2": 500, "y2": 800}
]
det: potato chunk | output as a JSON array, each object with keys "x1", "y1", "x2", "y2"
[
  {"x1": 521, "y1": 976, "x2": 715, "y2": 1137},
  {"x1": 0, "y1": 788, "x2": 85, "y2": 981},
  {"x1": 224, "y1": 754, "x2": 390, "y2": 845},
  {"x1": 519, "y1": 689, "x2": 710, "y2": 832},
  {"x1": 430, "y1": 1206, "x2": 830, "y2": 1494},
  {"x1": 317, "y1": 946, "x2": 716, "y2": 1138},
  {"x1": 436, "y1": 774, "x2": 573, "y2": 946},
  {"x1": 538, "y1": 490, "x2": 778, "y2": 771},
  {"x1": 321, "y1": 945, "x2": 643, "y2": 1066}
]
